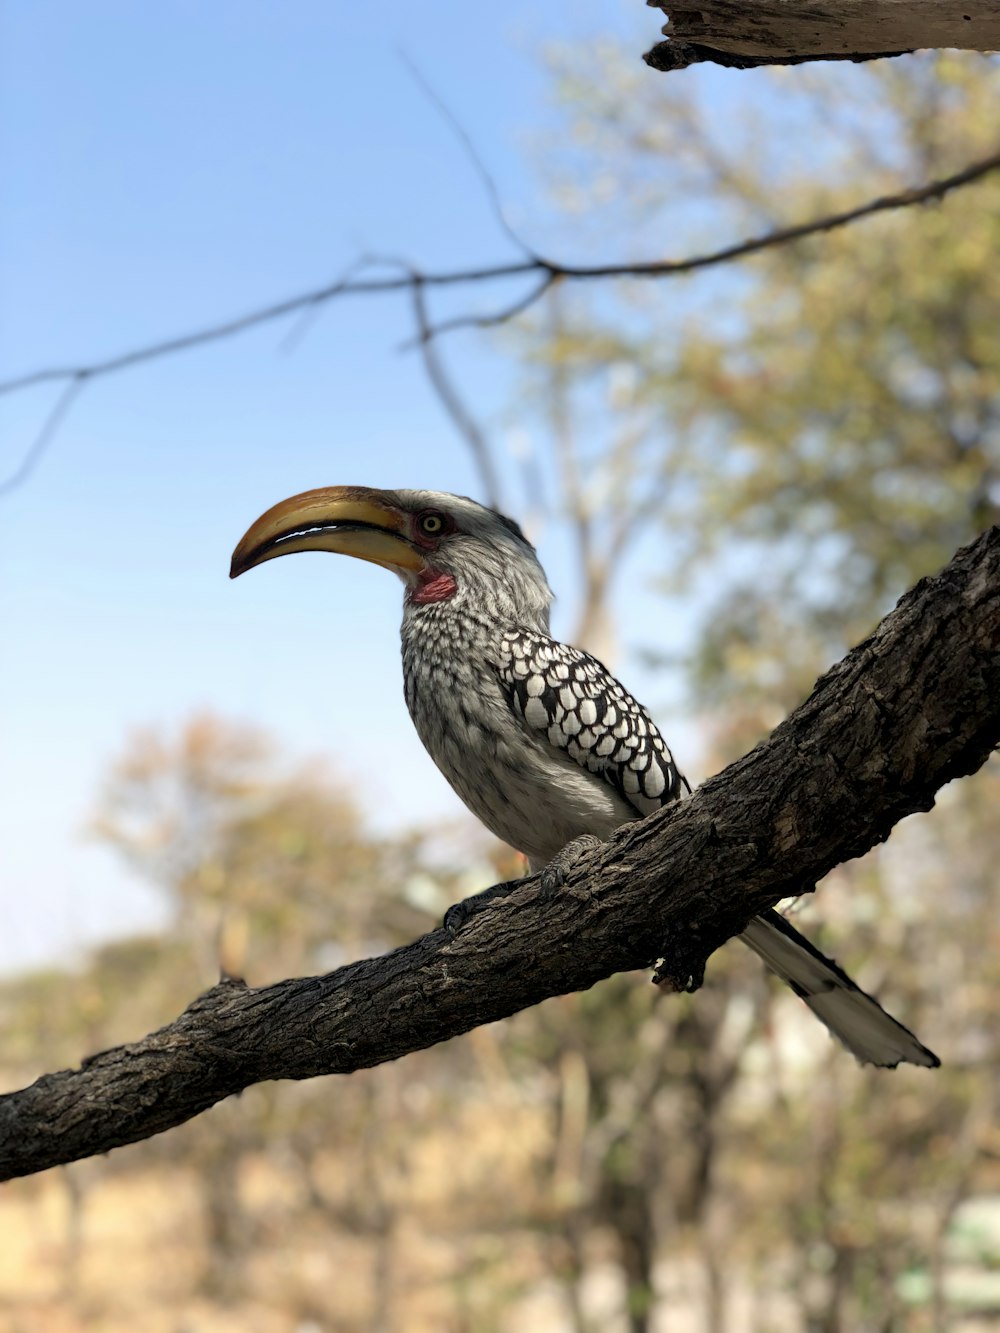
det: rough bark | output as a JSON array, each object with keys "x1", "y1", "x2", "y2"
[
  {"x1": 1, "y1": 527, "x2": 999, "y2": 1182},
  {"x1": 644, "y1": 2, "x2": 1000, "y2": 73}
]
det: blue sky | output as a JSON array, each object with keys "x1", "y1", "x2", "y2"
[{"x1": 0, "y1": 1, "x2": 726, "y2": 973}]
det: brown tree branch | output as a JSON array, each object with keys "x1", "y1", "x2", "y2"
[
  {"x1": 2, "y1": 526, "x2": 999, "y2": 1182},
  {"x1": 644, "y1": 2, "x2": 1000, "y2": 72}
]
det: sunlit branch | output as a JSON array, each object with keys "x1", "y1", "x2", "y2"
[{"x1": 2, "y1": 525, "x2": 998, "y2": 1181}]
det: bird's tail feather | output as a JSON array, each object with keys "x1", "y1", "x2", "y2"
[{"x1": 740, "y1": 909, "x2": 939, "y2": 1069}]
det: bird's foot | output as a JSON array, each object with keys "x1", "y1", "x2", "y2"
[
  {"x1": 651, "y1": 942, "x2": 706, "y2": 994},
  {"x1": 538, "y1": 835, "x2": 604, "y2": 895},
  {"x1": 444, "y1": 836, "x2": 604, "y2": 936},
  {"x1": 443, "y1": 878, "x2": 519, "y2": 936}
]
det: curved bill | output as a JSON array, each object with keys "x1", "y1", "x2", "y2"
[{"x1": 230, "y1": 485, "x2": 424, "y2": 579}]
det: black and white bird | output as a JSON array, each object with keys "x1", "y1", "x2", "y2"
[{"x1": 230, "y1": 485, "x2": 938, "y2": 1069}]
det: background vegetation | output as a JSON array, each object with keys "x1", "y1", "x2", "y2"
[{"x1": 2, "y1": 46, "x2": 999, "y2": 1333}]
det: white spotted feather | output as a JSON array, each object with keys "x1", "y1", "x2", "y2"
[{"x1": 496, "y1": 630, "x2": 685, "y2": 817}]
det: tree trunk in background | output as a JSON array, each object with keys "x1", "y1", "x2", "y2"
[{"x1": 603, "y1": 1179, "x2": 657, "y2": 1333}]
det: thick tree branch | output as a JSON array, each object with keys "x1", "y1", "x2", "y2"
[
  {"x1": 1, "y1": 526, "x2": 998, "y2": 1181},
  {"x1": 644, "y1": 1, "x2": 1000, "y2": 72}
]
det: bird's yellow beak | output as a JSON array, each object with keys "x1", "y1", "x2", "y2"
[{"x1": 229, "y1": 485, "x2": 425, "y2": 579}]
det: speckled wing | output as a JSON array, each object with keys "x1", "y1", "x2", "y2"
[{"x1": 496, "y1": 631, "x2": 686, "y2": 817}]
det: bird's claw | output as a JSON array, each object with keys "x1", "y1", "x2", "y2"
[
  {"x1": 443, "y1": 899, "x2": 474, "y2": 936},
  {"x1": 539, "y1": 834, "x2": 604, "y2": 894},
  {"x1": 651, "y1": 952, "x2": 706, "y2": 994},
  {"x1": 443, "y1": 836, "x2": 603, "y2": 936},
  {"x1": 442, "y1": 878, "x2": 519, "y2": 937}
]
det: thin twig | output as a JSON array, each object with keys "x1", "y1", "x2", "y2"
[
  {"x1": 0, "y1": 262, "x2": 535, "y2": 397},
  {"x1": 277, "y1": 256, "x2": 376, "y2": 353},
  {"x1": 2, "y1": 146, "x2": 999, "y2": 495},
  {"x1": 399, "y1": 51, "x2": 538, "y2": 262},
  {"x1": 0, "y1": 379, "x2": 87, "y2": 496},
  {"x1": 410, "y1": 274, "x2": 504, "y2": 510},
  {"x1": 4, "y1": 145, "x2": 996, "y2": 401},
  {"x1": 397, "y1": 271, "x2": 557, "y2": 348}
]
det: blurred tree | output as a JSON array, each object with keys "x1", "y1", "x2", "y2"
[
  {"x1": 488, "y1": 45, "x2": 1000, "y2": 1333},
  {"x1": 4, "y1": 47, "x2": 1000, "y2": 1333},
  {"x1": 91, "y1": 715, "x2": 430, "y2": 985},
  {"x1": 518, "y1": 50, "x2": 1000, "y2": 718},
  {"x1": 84, "y1": 714, "x2": 457, "y2": 1316}
]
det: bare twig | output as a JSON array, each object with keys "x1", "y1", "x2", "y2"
[
  {"x1": 3, "y1": 149, "x2": 997, "y2": 399},
  {"x1": 2, "y1": 146, "x2": 999, "y2": 494},
  {"x1": 399, "y1": 51, "x2": 537, "y2": 262},
  {"x1": 0, "y1": 379, "x2": 87, "y2": 497},
  {"x1": 4, "y1": 147, "x2": 997, "y2": 399},
  {"x1": 276, "y1": 256, "x2": 377, "y2": 353},
  {"x1": 410, "y1": 275, "x2": 504, "y2": 510},
  {"x1": 397, "y1": 270, "x2": 557, "y2": 347}
]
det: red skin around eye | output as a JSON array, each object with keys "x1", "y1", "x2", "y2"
[{"x1": 406, "y1": 512, "x2": 458, "y2": 602}]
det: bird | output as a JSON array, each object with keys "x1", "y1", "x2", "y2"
[{"x1": 230, "y1": 485, "x2": 939, "y2": 1069}]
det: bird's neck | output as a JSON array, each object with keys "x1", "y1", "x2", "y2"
[
  {"x1": 402, "y1": 580, "x2": 550, "y2": 642},
  {"x1": 402, "y1": 550, "x2": 552, "y2": 633}
]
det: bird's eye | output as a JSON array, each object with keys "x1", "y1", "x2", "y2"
[{"x1": 419, "y1": 512, "x2": 446, "y2": 535}]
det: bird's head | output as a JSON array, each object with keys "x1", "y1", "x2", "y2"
[{"x1": 230, "y1": 486, "x2": 552, "y2": 626}]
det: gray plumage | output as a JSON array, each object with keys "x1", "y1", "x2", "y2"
[{"x1": 393, "y1": 489, "x2": 937, "y2": 1069}]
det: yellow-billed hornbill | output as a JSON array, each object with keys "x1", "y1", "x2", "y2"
[{"x1": 231, "y1": 485, "x2": 938, "y2": 1069}]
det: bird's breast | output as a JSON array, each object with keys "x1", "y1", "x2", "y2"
[{"x1": 401, "y1": 614, "x2": 634, "y2": 864}]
